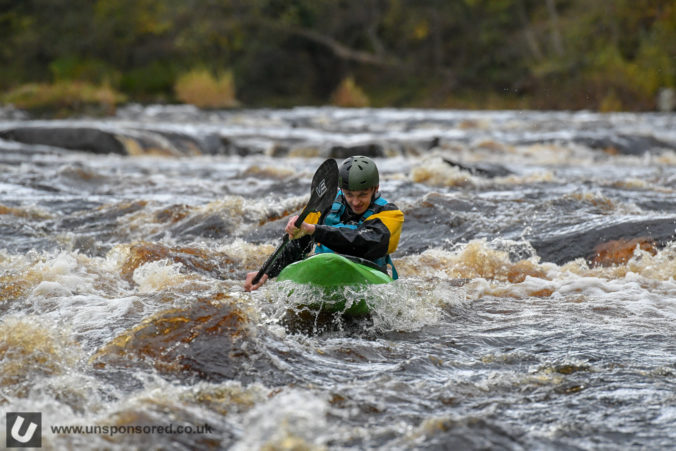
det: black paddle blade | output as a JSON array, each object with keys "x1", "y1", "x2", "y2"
[
  {"x1": 297, "y1": 158, "x2": 339, "y2": 226},
  {"x1": 252, "y1": 159, "x2": 338, "y2": 285}
]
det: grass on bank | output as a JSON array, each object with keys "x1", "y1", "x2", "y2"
[
  {"x1": 0, "y1": 69, "x2": 240, "y2": 116},
  {"x1": 1, "y1": 81, "x2": 126, "y2": 117}
]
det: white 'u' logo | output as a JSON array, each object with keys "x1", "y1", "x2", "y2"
[{"x1": 10, "y1": 415, "x2": 38, "y2": 443}]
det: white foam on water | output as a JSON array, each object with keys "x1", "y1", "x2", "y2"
[
  {"x1": 364, "y1": 280, "x2": 459, "y2": 332},
  {"x1": 44, "y1": 294, "x2": 143, "y2": 349},
  {"x1": 215, "y1": 238, "x2": 276, "y2": 270},
  {"x1": 132, "y1": 259, "x2": 186, "y2": 293},
  {"x1": 393, "y1": 239, "x2": 676, "y2": 330},
  {"x1": 410, "y1": 156, "x2": 480, "y2": 187},
  {"x1": 2, "y1": 108, "x2": 675, "y2": 449},
  {"x1": 232, "y1": 388, "x2": 329, "y2": 451},
  {"x1": 31, "y1": 280, "x2": 73, "y2": 298},
  {"x1": 260, "y1": 278, "x2": 456, "y2": 334},
  {"x1": 0, "y1": 314, "x2": 84, "y2": 403},
  {"x1": 1, "y1": 371, "x2": 271, "y2": 450},
  {"x1": 2, "y1": 248, "x2": 194, "y2": 351},
  {"x1": 31, "y1": 252, "x2": 97, "y2": 295}
]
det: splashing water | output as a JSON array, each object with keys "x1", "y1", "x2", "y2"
[{"x1": 1, "y1": 106, "x2": 675, "y2": 449}]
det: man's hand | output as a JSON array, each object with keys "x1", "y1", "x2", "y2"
[
  {"x1": 244, "y1": 271, "x2": 268, "y2": 292},
  {"x1": 285, "y1": 215, "x2": 316, "y2": 240}
]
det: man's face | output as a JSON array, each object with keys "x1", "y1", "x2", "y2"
[{"x1": 343, "y1": 187, "x2": 377, "y2": 215}]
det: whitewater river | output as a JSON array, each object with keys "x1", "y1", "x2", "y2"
[{"x1": 1, "y1": 106, "x2": 675, "y2": 449}]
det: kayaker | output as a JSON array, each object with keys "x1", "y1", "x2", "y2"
[{"x1": 244, "y1": 156, "x2": 404, "y2": 291}]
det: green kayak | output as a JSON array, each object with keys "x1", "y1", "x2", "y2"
[{"x1": 276, "y1": 253, "x2": 392, "y2": 316}]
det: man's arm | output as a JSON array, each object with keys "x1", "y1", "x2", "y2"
[{"x1": 313, "y1": 205, "x2": 403, "y2": 260}]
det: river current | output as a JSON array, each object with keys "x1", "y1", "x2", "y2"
[{"x1": 0, "y1": 106, "x2": 675, "y2": 450}]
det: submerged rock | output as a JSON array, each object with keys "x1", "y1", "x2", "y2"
[
  {"x1": 168, "y1": 213, "x2": 233, "y2": 240},
  {"x1": 0, "y1": 126, "x2": 126, "y2": 154},
  {"x1": 531, "y1": 217, "x2": 676, "y2": 265},
  {"x1": 443, "y1": 158, "x2": 514, "y2": 178},
  {"x1": 0, "y1": 125, "x2": 219, "y2": 156},
  {"x1": 573, "y1": 134, "x2": 675, "y2": 156},
  {"x1": 591, "y1": 238, "x2": 658, "y2": 266},
  {"x1": 90, "y1": 296, "x2": 293, "y2": 384},
  {"x1": 328, "y1": 143, "x2": 385, "y2": 158},
  {"x1": 119, "y1": 241, "x2": 226, "y2": 282}
]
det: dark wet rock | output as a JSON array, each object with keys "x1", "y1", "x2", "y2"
[
  {"x1": 199, "y1": 132, "x2": 224, "y2": 155},
  {"x1": 194, "y1": 133, "x2": 223, "y2": 155},
  {"x1": 397, "y1": 194, "x2": 477, "y2": 255},
  {"x1": 129, "y1": 129, "x2": 215, "y2": 156},
  {"x1": 638, "y1": 198, "x2": 676, "y2": 211},
  {"x1": 220, "y1": 136, "x2": 260, "y2": 156},
  {"x1": 91, "y1": 297, "x2": 295, "y2": 385},
  {"x1": 384, "y1": 139, "x2": 438, "y2": 156},
  {"x1": 531, "y1": 217, "x2": 676, "y2": 265},
  {"x1": 443, "y1": 158, "x2": 514, "y2": 178},
  {"x1": 0, "y1": 124, "x2": 231, "y2": 156},
  {"x1": 113, "y1": 129, "x2": 209, "y2": 156},
  {"x1": 169, "y1": 213, "x2": 232, "y2": 239},
  {"x1": 591, "y1": 238, "x2": 657, "y2": 267},
  {"x1": 120, "y1": 242, "x2": 226, "y2": 282},
  {"x1": 58, "y1": 201, "x2": 147, "y2": 231},
  {"x1": 268, "y1": 144, "x2": 291, "y2": 157},
  {"x1": 328, "y1": 143, "x2": 384, "y2": 158},
  {"x1": 0, "y1": 126, "x2": 126, "y2": 154},
  {"x1": 242, "y1": 215, "x2": 292, "y2": 246},
  {"x1": 573, "y1": 134, "x2": 675, "y2": 156}
]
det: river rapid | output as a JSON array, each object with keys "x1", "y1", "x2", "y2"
[{"x1": 1, "y1": 106, "x2": 675, "y2": 450}]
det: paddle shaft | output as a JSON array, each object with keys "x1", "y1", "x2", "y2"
[{"x1": 250, "y1": 158, "x2": 338, "y2": 287}]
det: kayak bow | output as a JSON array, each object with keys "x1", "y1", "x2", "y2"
[{"x1": 276, "y1": 253, "x2": 393, "y2": 316}]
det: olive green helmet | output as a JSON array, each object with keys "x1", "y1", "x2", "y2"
[{"x1": 339, "y1": 156, "x2": 379, "y2": 191}]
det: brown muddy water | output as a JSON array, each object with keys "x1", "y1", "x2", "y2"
[{"x1": 0, "y1": 106, "x2": 675, "y2": 450}]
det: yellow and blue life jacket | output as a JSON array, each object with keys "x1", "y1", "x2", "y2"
[{"x1": 315, "y1": 192, "x2": 399, "y2": 279}]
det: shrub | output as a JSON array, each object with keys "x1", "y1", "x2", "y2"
[
  {"x1": 330, "y1": 76, "x2": 370, "y2": 108},
  {"x1": 174, "y1": 69, "x2": 239, "y2": 108}
]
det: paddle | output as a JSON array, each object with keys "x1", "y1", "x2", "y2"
[{"x1": 251, "y1": 158, "x2": 339, "y2": 285}]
